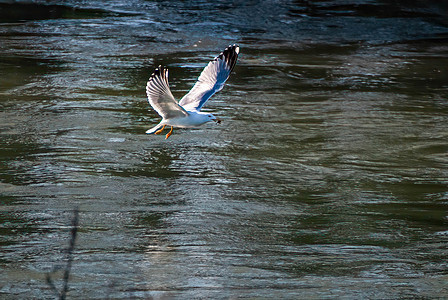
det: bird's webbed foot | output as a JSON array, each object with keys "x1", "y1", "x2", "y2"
[
  {"x1": 165, "y1": 126, "x2": 174, "y2": 139},
  {"x1": 155, "y1": 125, "x2": 165, "y2": 135}
]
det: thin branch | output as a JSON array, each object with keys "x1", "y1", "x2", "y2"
[
  {"x1": 45, "y1": 272, "x2": 60, "y2": 298},
  {"x1": 60, "y1": 208, "x2": 79, "y2": 300},
  {"x1": 45, "y1": 208, "x2": 79, "y2": 300}
]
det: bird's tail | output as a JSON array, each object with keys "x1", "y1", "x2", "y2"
[{"x1": 146, "y1": 123, "x2": 164, "y2": 134}]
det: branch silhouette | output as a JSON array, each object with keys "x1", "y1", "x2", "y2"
[{"x1": 46, "y1": 208, "x2": 79, "y2": 300}]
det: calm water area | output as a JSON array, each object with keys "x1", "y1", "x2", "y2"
[{"x1": 1, "y1": 0, "x2": 448, "y2": 298}]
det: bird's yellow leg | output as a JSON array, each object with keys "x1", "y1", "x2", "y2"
[
  {"x1": 155, "y1": 125, "x2": 165, "y2": 135},
  {"x1": 165, "y1": 126, "x2": 174, "y2": 139}
]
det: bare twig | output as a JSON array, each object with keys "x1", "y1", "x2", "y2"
[
  {"x1": 45, "y1": 272, "x2": 59, "y2": 298},
  {"x1": 46, "y1": 208, "x2": 79, "y2": 300},
  {"x1": 60, "y1": 208, "x2": 79, "y2": 300}
]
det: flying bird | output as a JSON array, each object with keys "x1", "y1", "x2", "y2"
[{"x1": 145, "y1": 44, "x2": 239, "y2": 139}]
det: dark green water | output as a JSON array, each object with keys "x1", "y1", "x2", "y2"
[{"x1": 1, "y1": 0, "x2": 448, "y2": 298}]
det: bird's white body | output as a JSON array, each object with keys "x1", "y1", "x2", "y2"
[
  {"x1": 145, "y1": 44, "x2": 239, "y2": 139},
  {"x1": 159, "y1": 111, "x2": 217, "y2": 128}
]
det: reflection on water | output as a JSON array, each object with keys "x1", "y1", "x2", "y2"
[{"x1": 1, "y1": 0, "x2": 448, "y2": 298}]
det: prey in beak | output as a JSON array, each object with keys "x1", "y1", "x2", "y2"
[{"x1": 214, "y1": 118, "x2": 222, "y2": 124}]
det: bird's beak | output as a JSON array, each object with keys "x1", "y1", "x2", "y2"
[{"x1": 214, "y1": 118, "x2": 222, "y2": 124}]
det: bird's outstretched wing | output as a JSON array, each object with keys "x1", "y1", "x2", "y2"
[
  {"x1": 179, "y1": 44, "x2": 239, "y2": 112},
  {"x1": 146, "y1": 66, "x2": 189, "y2": 119}
]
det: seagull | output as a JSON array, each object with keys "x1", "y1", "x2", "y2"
[{"x1": 145, "y1": 44, "x2": 239, "y2": 139}]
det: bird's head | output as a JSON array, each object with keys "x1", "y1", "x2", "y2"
[{"x1": 206, "y1": 113, "x2": 221, "y2": 124}]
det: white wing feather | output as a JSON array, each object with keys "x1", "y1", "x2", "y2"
[
  {"x1": 179, "y1": 44, "x2": 239, "y2": 111},
  {"x1": 146, "y1": 66, "x2": 189, "y2": 119}
]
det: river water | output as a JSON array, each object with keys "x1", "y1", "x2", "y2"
[{"x1": 1, "y1": 0, "x2": 448, "y2": 298}]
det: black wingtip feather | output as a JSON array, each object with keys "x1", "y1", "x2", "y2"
[
  {"x1": 215, "y1": 44, "x2": 239, "y2": 73},
  {"x1": 150, "y1": 65, "x2": 169, "y2": 81}
]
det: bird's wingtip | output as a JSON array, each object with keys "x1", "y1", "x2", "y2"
[
  {"x1": 149, "y1": 65, "x2": 169, "y2": 80},
  {"x1": 229, "y1": 44, "x2": 240, "y2": 55}
]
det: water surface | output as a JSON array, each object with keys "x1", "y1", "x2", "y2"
[{"x1": 1, "y1": 0, "x2": 448, "y2": 298}]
